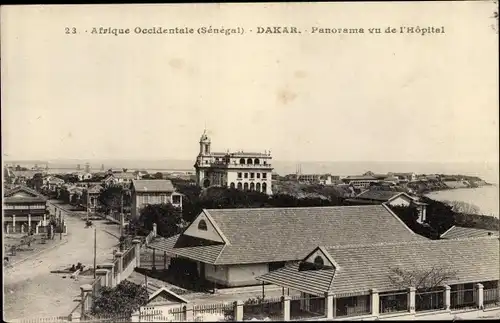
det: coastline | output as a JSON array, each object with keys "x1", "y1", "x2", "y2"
[{"x1": 424, "y1": 185, "x2": 499, "y2": 218}]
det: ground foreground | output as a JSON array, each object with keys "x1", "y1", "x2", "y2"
[{"x1": 3, "y1": 206, "x2": 122, "y2": 321}]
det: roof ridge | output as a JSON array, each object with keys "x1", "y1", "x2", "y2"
[
  {"x1": 205, "y1": 205, "x2": 385, "y2": 212},
  {"x1": 323, "y1": 235, "x2": 499, "y2": 250}
]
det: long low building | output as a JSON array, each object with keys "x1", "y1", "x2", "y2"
[
  {"x1": 147, "y1": 204, "x2": 427, "y2": 288},
  {"x1": 256, "y1": 236, "x2": 499, "y2": 319}
]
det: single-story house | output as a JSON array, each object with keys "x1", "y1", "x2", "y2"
[
  {"x1": 134, "y1": 284, "x2": 189, "y2": 321},
  {"x1": 440, "y1": 225, "x2": 499, "y2": 239},
  {"x1": 344, "y1": 190, "x2": 428, "y2": 223},
  {"x1": 148, "y1": 204, "x2": 427, "y2": 288},
  {"x1": 256, "y1": 236, "x2": 499, "y2": 319}
]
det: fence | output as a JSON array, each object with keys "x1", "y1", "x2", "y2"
[
  {"x1": 290, "y1": 295, "x2": 326, "y2": 320},
  {"x1": 484, "y1": 288, "x2": 500, "y2": 308},
  {"x1": 415, "y1": 289, "x2": 445, "y2": 312},
  {"x1": 450, "y1": 288, "x2": 477, "y2": 310},
  {"x1": 336, "y1": 293, "x2": 371, "y2": 318},
  {"x1": 379, "y1": 291, "x2": 408, "y2": 314},
  {"x1": 140, "y1": 251, "x2": 169, "y2": 270},
  {"x1": 194, "y1": 303, "x2": 234, "y2": 321},
  {"x1": 122, "y1": 244, "x2": 136, "y2": 269},
  {"x1": 243, "y1": 296, "x2": 283, "y2": 321},
  {"x1": 113, "y1": 258, "x2": 120, "y2": 279}
]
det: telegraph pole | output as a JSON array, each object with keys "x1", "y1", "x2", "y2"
[
  {"x1": 86, "y1": 189, "x2": 89, "y2": 222},
  {"x1": 120, "y1": 193, "x2": 124, "y2": 237},
  {"x1": 93, "y1": 227, "x2": 97, "y2": 279}
]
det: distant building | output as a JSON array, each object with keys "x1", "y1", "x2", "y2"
[
  {"x1": 345, "y1": 189, "x2": 428, "y2": 223},
  {"x1": 193, "y1": 130, "x2": 273, "y2": 195},
  {"x1": 3, "y1": 186, "x2": 48, "y2": 234},
  {"x1": 103, "y1": 172, "x2": 136, "y2": 187},
  {"x1": 342, "y1": 175, "x2": 381, "y2": 189},
  {"x1": 130, "y1": 179, "x2": 183, "y2": 218},
  {"x1": 87, "y1": 184, "x2": 104, "y2": 211},
  {"x1": 73, "y1": 171, "x2": 92, "y2": 181}
]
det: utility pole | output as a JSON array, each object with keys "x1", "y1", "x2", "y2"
[
  {"x1": 120, "y1": 192, "x2": 124, "y2": 237},
  {"x1": 86, "y1": 189, "x2": 89, "y2": 222},
  {"x1": 93, "y1": 227, "x2": 97, "y2": 279}
]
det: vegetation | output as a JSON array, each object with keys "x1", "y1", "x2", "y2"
[
  {"x1": 91, "y1": 280, "x2": 149, "y2": 319},
  {"x1": 98, "y1": 186, "x2": 131, "y2": 214},
  {"x1": 390, "y1": 198, "x2": 499, "y2": 240}
]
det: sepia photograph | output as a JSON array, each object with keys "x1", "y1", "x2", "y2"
[{"x1": 1, "y1": 2, "x2": 499, "y2": 322}]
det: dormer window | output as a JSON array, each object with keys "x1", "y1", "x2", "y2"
[
  {"x1": 198, "y1": 220, "x2": 208, "y2": 231},
  {"x1": 314, "y1": 256, "x2": 324, "y2": 267}
]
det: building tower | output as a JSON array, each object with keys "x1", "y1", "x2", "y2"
[
  {"x1": 77, "y1": 164, "x2": 81, "y2": 171},
  {"x1": 199, "y1": 129, "x2": 211, "y2": 155},
  {"x1": 101, "y1": 164, "x2": 105, "y2": 171},
  {"x1": 194, "y1": 129, "x2": 212, "y2": 187},
  {"x1": 84, "y1": 162, "x2": 90, "y2": 173}
]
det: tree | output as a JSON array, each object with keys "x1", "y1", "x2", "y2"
[
  {"x1": 443, "y1": 200, "x2": 481, "y2": 215},
  {"x1": 139, "y1": 203, "x2": 183, "y2": 238},
  {"x1": 58, "y1": 188, "x2": 71, "y2": 204},
  {"x1": 388, "y1": 266, "x2": 457, "y2": 307},
  {"x1": 153, "y1": 172, "x2": 163, "y2": 179},
  {"x1": 122, "y1": 168, "x2": 128, "y2": 173},
  {"x1": 91, "y1": 280, "x2": 149, "y2": 319},
  {"x1": 98, "y1": 186, "x2": 130, "y2": 214}
]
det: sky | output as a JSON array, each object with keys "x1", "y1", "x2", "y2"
[{"x1": 1, "y1": 2, "x2": 498, "y2": 163}]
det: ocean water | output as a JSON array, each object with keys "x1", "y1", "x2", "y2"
[{"x1": 425, "y1": 185, "x2": 499, "y2": 218}]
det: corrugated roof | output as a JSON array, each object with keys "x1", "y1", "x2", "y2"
[
  {"x1": 257, "y1": 237, "x2": 500, "y2": 296},
  {"x1": 131, "y1": 180, "x2": 175, "y2": 192},
  {"x1": 149, "y1": 205, "x2": 426, "y2": 265},
  {"x1": 440, "y1": 226, "x2": 499, "y2": 239}
]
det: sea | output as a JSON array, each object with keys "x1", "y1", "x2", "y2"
[{"x1": 425, "y1": 185, "x2": 499, "y2": 218}]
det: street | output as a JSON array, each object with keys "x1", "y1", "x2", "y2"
[{"x1": 3, "y1": 203, "x2": 122, "y2": 321}]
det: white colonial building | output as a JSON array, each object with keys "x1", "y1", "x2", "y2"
[{"x1": 194, "y1": 130, "x2": 273, "y2": 195}]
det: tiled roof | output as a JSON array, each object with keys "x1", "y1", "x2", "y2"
[
  {"x1": 4, "y1": 185, "x2": 48, "y2": 203},
  {"x1": 11, "y1": 170, "x2": 44, "y2": 178},
  {"x1": 149, "y1": 205, "x2": 426, "y2": 265},
  {"x1": 356, "y1": 190, "x2": 409, "y2": 202},
  {"x1": 149, "y1": 235, "x2": 225, "y2": 264},
  {"x1": 87, "y1": 184, "x2": 104, "y2": 194},
  {"x1": 132, "y1": 180, "x2": 175, "y2": 193},
  {"x1": 256, "y1": 237, "x2": 500, "y2": 296},
  {"x1": 111, "y1": 172, "x2": 136, "y2": 179},
  {"x1": 440, "y1": 226, "x2": 499, "y2": 239}
]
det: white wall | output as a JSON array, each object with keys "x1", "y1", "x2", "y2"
[
  {"x1": 182, "y1": 212, "x2": 225, "y2": 243},
  {"x1": 205, "y1": 264, "x2": 228, "y2": 285},
  {"x1": 226, "y1": 263, "x2": 270, "y2": 287},
  {"x1": 388, "y1": 195, "x2": 412, "y2": 207}
]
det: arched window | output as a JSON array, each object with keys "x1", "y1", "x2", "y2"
[
  {"x1": 237, "y1": 182, "x2": 243, "y2": 190},
  {"x1": 314, "y1": 256, "x2": 324, "y2": 266},
  {"x1": 250, "y1": 183, "x2": 255, "y2": 191},
  {"x1": 230, "y1": 182, "x2": 235, "y2": 189},
  {"x1": 247, "y1": 158, "x2": 253, "y2": 164},
  {"x1": 262, "y1": 182, "x2": 267, "y2": 193},
  {"x1": 254, "y1": 158, "x2": 260, "y2": 165},
  {"x1": 243, "y1": 182, "x2": 249, "y2": 191},
  {"x1": 198, "y1": 220, "x2": 208, "y2": 231},
  {"x1": 240, "y1": 158, "x2": 245, "y2": 164},
  {"x1": 256, "y1": 183, "x2": 261, "y2": 192}
]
